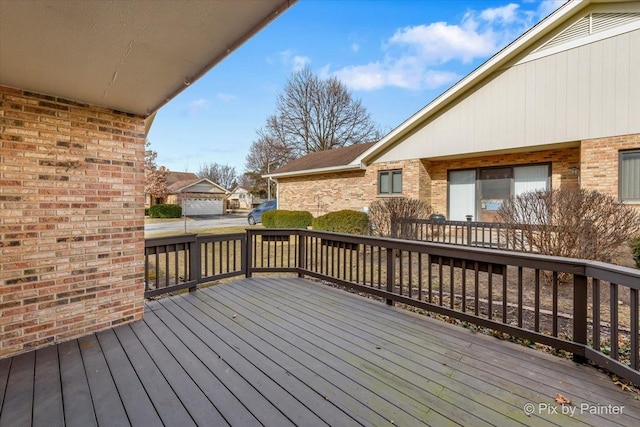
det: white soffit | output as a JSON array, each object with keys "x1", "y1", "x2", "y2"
[{"x1": 0, "y1": 0, "x2": 295, "y2": 116}]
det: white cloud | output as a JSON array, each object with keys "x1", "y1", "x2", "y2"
[
  {"x1": 480, "y1": 3, "x2": 520, "y2": 24},
  {"x1": 187, "y1": 98, "x2": 209, "y2": 115},
  {"x1": 280, "y1": 50, "x2": 311, "y2": 71},
  {"x1": 389, "y1": 20, "x2": 497, "y2": 65},
  {"x1": 216, "y1": 92, "x2": 237, "y2": 102},
  {"x1": 292, "y1": 55, "x2": 311, "y2": 71},
  {"x1": 537, "y1": 0, "x2": 566, "y2": 20},
  {"x1": 351, "y1": 43, "x2": 360, "y2": 53},
  {"x1": 331, "y1": 1, "x2": 561, "y2": 93}
]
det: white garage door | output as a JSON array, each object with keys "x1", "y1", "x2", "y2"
[{"x1": 183, "y1": 198, "x2": 223, "y2": 216}]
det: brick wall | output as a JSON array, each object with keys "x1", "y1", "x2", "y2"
[
  {"x1": 0, "y1": 86, "x2": 145, "y2": 357},
  {"x1": 277, "y1": 159, "x2": 428, "y2": 216},
  {"x1": 580, "y1": 134, "x2": 640, "y2": 203},
  {"x1": 428, "y1": 147, "x2": 580, "y2": 215},
  {"x1": 277, "y1": 139, "x2": 640, "y2": 220}
]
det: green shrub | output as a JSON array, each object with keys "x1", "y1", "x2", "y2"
[
  {"x1": 262, "y1": 210, "x2": 313, "y2": 228},
  {"x1": 630, "y1": 237, "x2": 640, "y2": 269},
  {"x1": 144, "y1": 208, "x2": 150, "y2": 216},
  {"x1": 313, "y1": 210, "x2": 369, "y2": 235},
  {"x1": 148, "y1": 204, "x2": 182, "y2": 218}
]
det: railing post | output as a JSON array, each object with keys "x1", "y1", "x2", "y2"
[
  {"x1": 298, "y1": 231, "x2": 306, "y2": 278},
  {"x1": 240, "y1": 233, "x2": 247, "y2": 277},
  {"x1": 245, "y1": 229, "x2": 253, "y2": 278},
  {"x1": 465, "y1": 215, "x2": 473, "y2": 246},
  {"x1": 386, "y1": 248, "x2": 395, "y2": 306},
  {"x1": 573, "y1": 273, "x2": 588, "y2": 363},
  {"x1": 189, "y1": 235, "x2": 200, "y2": 292}
]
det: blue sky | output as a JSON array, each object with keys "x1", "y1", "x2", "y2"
[{"x1": 147, "y1": 0, "x2": 564, "y2": 176}]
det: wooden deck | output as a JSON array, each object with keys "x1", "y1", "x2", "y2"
[{"x1": 1, "y1": 277, "x2": 639, "y2": 426}]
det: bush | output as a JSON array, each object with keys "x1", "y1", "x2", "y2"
[
  {"x1": 313, "y1": 210, "x2": 369, "y2": 235},
  {"x1": 262, "y1": 210, "x2": 313, "y2": 229},
  {"x1": 368, "y1": 198, "x2": 432, "y2": 238},
  {"x1": 148, "y1": 204, "x2": 182, "y2": 218},
  {"x1": 144, "y1": 208, "x2": 150, "y2": 216},
  {"x1": 497, "y1": 188, "x2": 640, "y2": 263},
  {"x1": 630, "y1": 237, "x2": 640, "y2": 269}
]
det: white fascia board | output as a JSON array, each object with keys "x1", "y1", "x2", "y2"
[
  {"x1": 264, "y1": 163, "x2": 365, "y2": 180},
  {"x1": 355, "y1": 0, "x2": 590, "y2": 166}
]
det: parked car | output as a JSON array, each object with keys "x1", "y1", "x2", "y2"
[{"x1": 247, "y1": 199, "x2": 277, "y2": 225}]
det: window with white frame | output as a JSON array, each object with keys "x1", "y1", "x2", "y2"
[
  {"x1": 620, "y1": 150, "x2": 640, "y2": 201},
  {"x1": 378, "y1": 170, "x2": 402, "y2": 195}
]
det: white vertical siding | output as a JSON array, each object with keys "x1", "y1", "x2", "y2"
[{"x1": 375, "y1": 30, "x2": 640, "y2": 164}]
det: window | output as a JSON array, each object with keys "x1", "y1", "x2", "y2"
[
  {"x1": 620, "y1": 150, "x2": 640, "y2": 201},
  {"x1": 379, "y1": 170, "x2": 402, "y2": 195},
  {"x1": 447, "y1": 163, "x2": 550, "y2": 221}
]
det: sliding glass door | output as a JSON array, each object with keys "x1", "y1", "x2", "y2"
[{"x1": 447, "y1": 163, "x2": 550, "y2": 222}]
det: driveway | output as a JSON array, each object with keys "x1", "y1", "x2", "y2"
[{"x1": 145, "y1": 213, "x2": 249, "y2": 235}]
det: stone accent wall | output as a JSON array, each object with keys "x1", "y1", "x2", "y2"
[
  {"x1": 580, "y1": 134, "x2": 640, "y2": 203},
  {"x1": 0, "y1": 86, "x2": 145, "y2": 357},
  {"x1": 277, "y1": 159, "x2": 428, "y2": 216},
  {"x1": 428, "y1": 147, "x2": 580, "y2": 216}
]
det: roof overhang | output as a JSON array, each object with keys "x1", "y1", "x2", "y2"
[
  {"x1": 265, "y1": 163, "x2": 365, "y2": 180},
  {"x1": 0, "y1": 0, "x2": 296, "y2": 117},
  {"x1": 354, "y1": 0, "x2": 616, "y2": 165}
]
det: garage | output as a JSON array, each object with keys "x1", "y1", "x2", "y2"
[{"x1": 183, "y1": 198, "x2": 223, "y2": 216}]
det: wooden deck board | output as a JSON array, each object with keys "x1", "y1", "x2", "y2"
[
  {"x1": 78, "y1": 335, "x2": 130, "y2": 426},
  {"x1": 32, "y1": 345, "x2": 64, "y2": 427},
  {"x1": 0, "y1": 351, "x2": 34, "y2": 427},
  {"x1": 250, "y1": 277, "x2": 633, "y2": 426},
  {"x1": 164, "y1": 296, "x2": 389, "y2": 426},
  {"x1": 270, "y1": 277, "x2": 637, "y2": 407},
  {"x1": 58, "y1": 340, "x2": 97, "y2": 427},
  {"x1": 95, "y1": 328, "x2": 163, "y2": 427},
  {"x1": 1, "y1": 276, "x2": 639, "y2": 426},
  {"x1": 208, "y1": 282, "x2": 494, "y2": 426},
  {"x1": 230, "y1": 279, "x2": 566, "y2": 427}
]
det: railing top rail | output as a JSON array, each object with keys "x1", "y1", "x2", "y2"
[
  {"x1": 247, "y1": 228, "x2": 640, "y2": 286},
  {"x1": 197, "y1": 233, "x2": 246, "y2": 243},
  {"x1": 145, "y1": 233, "x2": 198, "y2": 247}
]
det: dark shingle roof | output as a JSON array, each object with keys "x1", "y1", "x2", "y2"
[
  {"x1": 273, "y1": 142, "x2": 376, "y2": 175},
  {"x1": 166, "y1": 171, "x2": 199, "y2": 186},
  {"x1": 167, "y1": 178, "x2": 201, "y2": 193}
]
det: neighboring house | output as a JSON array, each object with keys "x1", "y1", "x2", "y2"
[
  {"x1": 0, "y1": 1, "x2": 295, "y2": 358},
  {"x1": 268, "y1": 0, "x2": 640, "y2": 221},
  {"x1": 228, "y1": 186, "x2": 255, "y2": 210},
  {"x1": 167, "y1": 178, "x2": 228, "y2": 216},
  {"x1": 145, "y1": 171, "x2": 198, "y2": 207}
]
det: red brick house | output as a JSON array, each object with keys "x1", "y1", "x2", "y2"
[
  {"x1": 0, "y1": 1, "x2": 295, "y2": 358},
  {"x1": 268, "y1": 0, "x2": 640, "y2": 220}
]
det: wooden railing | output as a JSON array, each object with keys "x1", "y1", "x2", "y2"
[
  {"x1": 145, "y1": 229, "x2": 640, "y2": 385},
  {"x1": 398, "y1": 218, "x2": 535, "y2": 251},
  {"x1": 144, "y1": 233, "x2": 246, "y2": 298}
]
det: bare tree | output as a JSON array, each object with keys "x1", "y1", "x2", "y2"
[
  {"x1": 244, "y1": 133, "x2": 293, "y2": 197},
  {"x1": 144, "y1": 141, "x2": 168, "y2": 203},
  {"x1": 369, "y1": 198, "x2": 432, "y2": 238},
  {"x1": 262, "y1": 67, "x2": 381, "y2": 158},
  {"x1": 197, "y1": 162, "x2": 237, "y2": 190},
  {"x1": 497, "y1": 188, "x2": 640, "y2": 263}
]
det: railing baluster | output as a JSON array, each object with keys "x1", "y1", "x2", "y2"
[
  {"x1": 461, "y1": 260, "x2": 466, "y2": 313},
  {"x1": 573, "y1": 273, "x2": 588, "y2": 364},
  {"x1": 449, "y1": 258, "x2": 454, "y2": 309},
  {"x1": 610, "y1": 282, "x2": 619, "y2": 361},
  {"x1": 592, "y1": 278, "x2": 600, "y2": 351},
  {"x1": 552, "y1": 271, "x2": 558, "y2": 337},
  {"x1": 630, "y1": 288, "x2": 638, "y2": 370},
  {"x1": 502, "y1": 266, "x2": 507, "y2": 323},
  {"x1": 487, "y1": 264, "x2": 493, "y2": 319},
  {"x1": 518, "y1": 267, "x2": 523, "y2": 328},
  {"x1": 534, "y1": 269, "x2": 540, "y2": 332}
]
